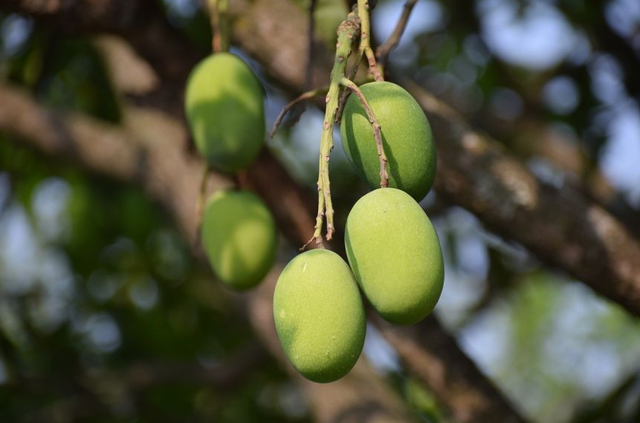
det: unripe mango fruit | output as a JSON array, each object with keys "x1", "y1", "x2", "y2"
[
  {"x1": 340, "y1": 81, "x2": 437, "y2": 201},
  {"x1": 201, "y1": 190, "x2": 277, "y2": 290},
  {"x1": 185, "y1": 53, "x2": 265, "y2": 173},
  {"x1": 345, "y1": 188, "x2": 444, "y2": 324},
  {"x1": 273, "y1": 249, "x2": 366, "y2": 383}
]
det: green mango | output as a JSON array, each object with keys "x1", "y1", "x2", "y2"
[
  {"x1": 185, "y1": 53, "x2": 265, "y2": 173},
  {"x1": 340, "y1": 81, "x2": 437, "y2": 201},
  {"x1": 345, "y1": 188, "x2": 444, "y2": 324},
  {"x1": 201, "y1": 190, "x2": 277, "y2": 290},
  {"x1": 273, "y1": 249, "x2": 365, "y2": 383}
]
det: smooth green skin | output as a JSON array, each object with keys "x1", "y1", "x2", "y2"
[
  {"x1": 273, "y1": 249, "x2": 366, "y2": 383},
  {"x1": 345, "y1": 188, "x2": 444, "y2": 325},
  {"x1": 201, "y1": 190, "x2": 277, "y2": 290},
  {"x1": 340, "y1": 81, "x2": 437, "y2": 201},
  {"x1": 185, "y1": 53, "x2": 265, "y2": 173}
]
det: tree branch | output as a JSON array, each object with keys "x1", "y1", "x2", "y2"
[
  {"x1": 374, "y1": 315, "x2": 523, "y2": 423},
  {"x1": 3, "y1": 0, "x2": 199, "y2": 78},
  {"x1": 405, "y1": 80, "x2": 640, "y2": 315},
  {"x1": 3, "y1": 0, "x2": 200, "y2": 115},
  {"x1": 376, "y1": 0, "x2": 418, "y2": 67},
  {"x1": 123, "y1": 342, "x2": 268, "y2": 391}
]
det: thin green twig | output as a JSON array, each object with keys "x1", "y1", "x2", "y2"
[
  {"x1": 270, "y1": 88, "x2": 328, "y2": 138},
  {"x1": 302, "y1": 12, "x2": 360, "y2": 249},
  {"x1": 357, "y1": 0, "x2": 383, "y2": 82},
  {"x1": 336, "y1": 0, "x2": 383, "y2": 123},
  {"x1": 340, "y1": 77, "x2": 389, "y2": 188}
]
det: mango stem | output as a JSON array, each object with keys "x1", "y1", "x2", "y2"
[
  {"x1": 208, "y1": 0, "x2": 228, "y2": 54},
  {"x1": 302, "y1": 12, "x2": 360, "y2": 250},
  {"x1": 336, "y1": 1, "x2": 382, "y2": 124},
  {"x1": 357, "y1": 0, "x2": 383, "y2": 82},
  {"x1": 339, "y1": 78, "x2": 389, "y2": 188}
]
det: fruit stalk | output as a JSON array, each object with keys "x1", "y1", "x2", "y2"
[
  {"x1": 335, "y1": 0, "x2": 382, "y2": 124},
  {"x1": 208, "y1": 0, "x2": 228, "y2": 53},
  {"x1": 339, "y1": 77, "x2": 388, "y2": 187},
  {"x1": 307, "y1": 13, "x2": 360, "y2": 247},
  {"x1": 357, "y1": 0, "x2": 383, "y2": 82},
  {"x1": 341, "y1": 82, "x2": 437, "y2": 200}
]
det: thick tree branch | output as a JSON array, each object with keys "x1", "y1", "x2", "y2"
[
  {"x1": 4, "y1": 0, "x2": 199, "y2": 80},
  {"x1": 405, "y1": 81, "x2": 640, "y2": 315},
  {"x1": 374, "y1": 315, "x2": 522, "y2": 423},
  {"x1": 123, "y1": 342, "x2": 268, "y2": 390},
  {"x1": 9, "y1": 343, "x2": 268, "y2": 394},
  {"x1": 6, "y1": 344, "x2": 268, "y2": 421},
  {"x1": 0, "y1": 84, "x2": 210, "y2": 238},
  {"x1": 3, "y1": 0, "x2": 200, "y2": 116}
]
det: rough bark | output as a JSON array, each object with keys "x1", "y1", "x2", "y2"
[
  {"x1": 406, "y1": 82, "x2": 640, "y2": 313},
  {"x1": 374, "y1": 316, "x2": 522, "y2": 423},
  {"x1": 2, "y1": 0, "x2": 199, "y2": 83}
]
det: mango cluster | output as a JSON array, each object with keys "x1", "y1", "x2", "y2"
[
  {"x1": 274, "y1": 82, "x2": 444, "y2": 383},
  {"x1": 185, "y1": 53, "x2": 277, "y2": 290}
]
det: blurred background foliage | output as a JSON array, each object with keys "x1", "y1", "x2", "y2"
[{"x1": 1, "y1": 0, "x2": 640, "y2": 422}]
